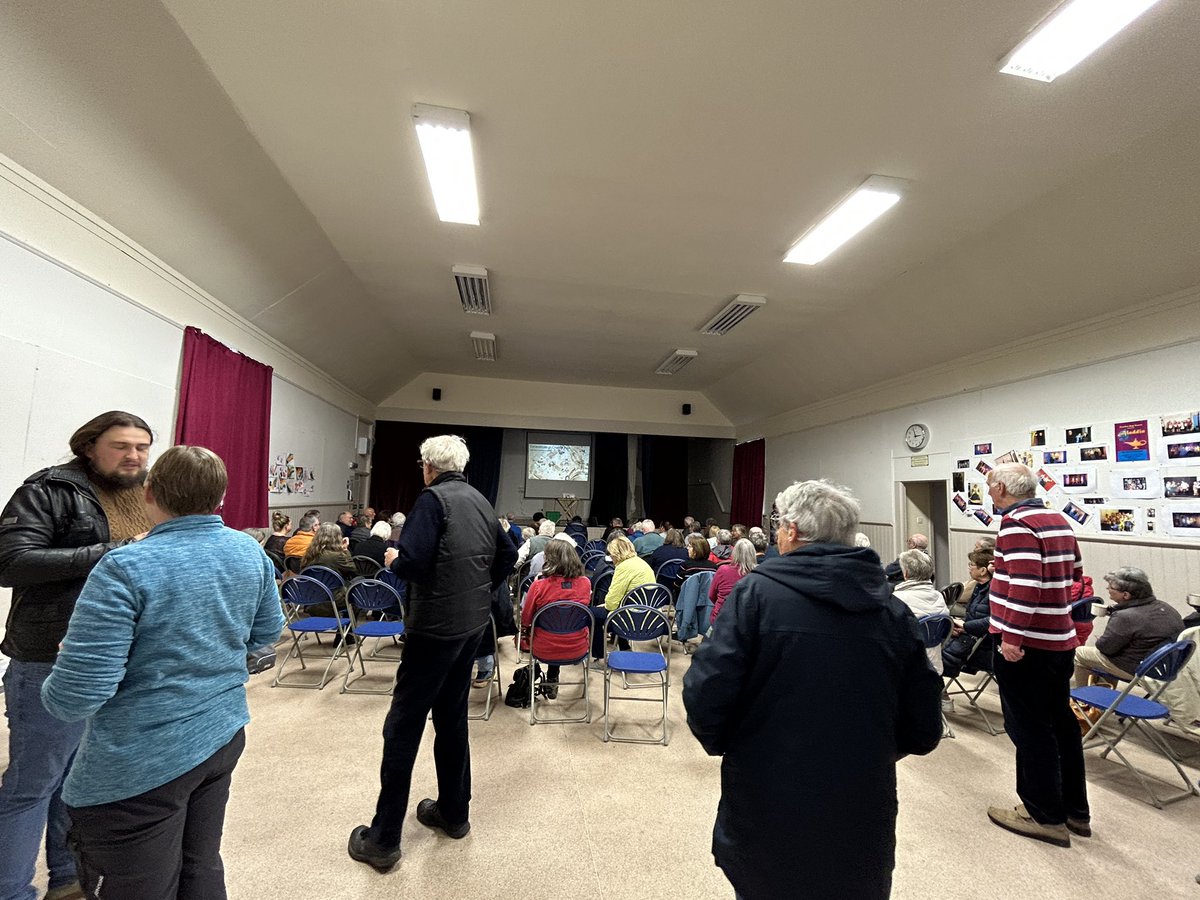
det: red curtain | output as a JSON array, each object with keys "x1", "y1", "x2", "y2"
[
  {"x1": 174, "y1": 326, "x2": 273, "y2": 529},
  {"x1": 730, "y1": 438, "x2": 766, "y2": 528}
]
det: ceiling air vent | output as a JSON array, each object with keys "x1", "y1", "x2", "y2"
[
  {"x1": 453, "y1": 264, "x2": 491, "y2": 315},
  {"x1": 470, "y1": 331, "x2": 497, "y2": 361},
  {"x1": 655, "y1": 348, "x2": 697, "y2": 375},
  {"x1": 699, "y1": 294, "x2": 766, "y2": 335}
]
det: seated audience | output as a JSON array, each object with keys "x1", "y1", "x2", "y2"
[
  {"x1": 516, "y1": 518, "x2": 556, "y2": 568},
  {"x1": 942, "y1": 550, "x2": 995, "y2": 706},
  {"x1": 706, "y1": 523, "x2": 720, "y2": 549},
  {"x1": 709, "y1": 529, "x2": 734, "y2": 562},
  {"x1": 634, "y1": 519, "x2": 663, "y2": 558},
  {"x1": 649, "y1": 528, "x2": 689, "y2": 571},
  {"x1": 349, "y1": 511, "x2": 373, "y2": 550},
  {"x1": 529, "y1": 532, "x2": 577, "y2": 580},
  {"x1": 730, "y1": 524, "x2": 748, "y2": 541},
  {"x1": 242, "y1": 527, "x2": 269, "y2": 546},
  {"x1": 298, "y1": 523, "x2": 357, "y2": 616},
  {"x1": 265, "y1": 511, "x2": 291, "y2": 554},
  {"x1": 710, "y1": 538, "x2": 757, "y2": 624},
  {"x1": 680, "y1": 533, "x2": 721, "y2": 581},
  {"x1": 563, "y1": 515, "x2": 588, "y2": 547},
  {"x1": 388, "y1": 512, "x2": 406, "y2": 547},
  {"x1": 355, "y1": 521, "x2": 391, "y2": 568},
  {"x1": 748, "y1": 531, "x2": 768, "y2": 561},
  {"x1": 892, "y1": 548, "x2": 949, "y2": 672},
  {"x1": 283, "y1": 513, "x2": 319, "y2": 559},
  {"x1": 520, "y1": 540, "x2": 591, "y2": 696},
  {"x1": 1074, "y1": 567, "x2": 1184, "y2": 686},
  {"x1": 884, "y1": 533, "x2": 929, "y2": 583},
  {"x1": 336, "y1": 510, "x2": 355, "y2": 539}
]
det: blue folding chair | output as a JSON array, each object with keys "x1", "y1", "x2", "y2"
[
  {"x1": 586, "y1": 539, "x2": 606, "y2": 553},
  {"x1": 604, "y1": 604, "x2": 671, "y2": 745},
  {"x1": 943, "y1": 634, "x2": 1005, "y2": 736},
  {"x1": 273, "y1": 576, "x2": 352, "y2": 690},
  {"x1": 674, "y1": 570, "x2": 715, "y2": 649},
  {"x1": 517, "y1": 573, "x2": 535, "y2": 608},
  {"x1": 298, "y1": 564, "x2": 347, "y2": 595},
  {"x1": 590, "y1": 570, "x2": 613, "y2": 607},
  {"x1": 655, "y1": 558, "x2": 684, "y2": 593},
  {"x1": 582, "y1": 549, "x2": 606, "y2": 572},
  {"x1": 526, "y1": 600, "x2": 594, "y2": 726},
  {"x1": 352, "y1": 555, "x2": 384, "y2": 578},
  {"x1": 341, "y1": 578, "x2": 405, "y2": 694},
  {"x1": 1071, "y1": 639, "x2": 1199, "y2": 807},
  {"x1": 918, "y1": 614, "x2": 953, "y2": 737},
  {"x1": 620, "y1": 583, "x2": 672, "y2": 609}
]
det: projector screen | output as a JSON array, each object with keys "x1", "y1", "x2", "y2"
[{"x1": 524, "y1": 431, "x2": 594, "y2": 500}]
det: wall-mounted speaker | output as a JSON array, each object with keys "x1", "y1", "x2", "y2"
[
  {"x1": 682, "y1": 403, "x2": 692, "y2": 416},
  {"x1": 432, "y1": 388, "x2": 442, "y2": 401}
]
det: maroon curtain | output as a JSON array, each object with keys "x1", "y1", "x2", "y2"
[
  {"x1": 730, "y1": 438, "x2": 766, "y2": 528},
  {"x1": 174, "y1": 326, "x2": 273, "y2": 529}
]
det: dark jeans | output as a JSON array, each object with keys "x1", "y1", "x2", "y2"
[
  {"x1": 994, "y1": 646, "x2": 1089, "y2": 825},
  {"x1": 67, "y1": 728, "x2": 245, "y2": 899},
  {"x1": 367, "y1": 627, "x2": 484, "y2": 848}
]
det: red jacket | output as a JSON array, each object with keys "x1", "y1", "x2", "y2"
[{"x1": 521, "y1": 575, "x2": 591, "y2": 661}]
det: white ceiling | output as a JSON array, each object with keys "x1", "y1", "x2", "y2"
[{"x1": 2, "y1": 0, "x2": 1199, "y2": 427}]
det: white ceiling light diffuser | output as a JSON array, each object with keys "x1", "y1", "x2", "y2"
[
  {"x1": 470, "y1": 331, "x2": 497, "y2": 361},
  {"x1": 700, "y1": 294, "x2": 766, "y2": 336},
  {"x1": 412, "y1": 104, "x2": 480, "y2": 225},
  {"x1": 1000, "y1": 0, "x2": 1163, "y2": 83},
  {"x1": 655, "y1": 349, "x2": 697, "y2": 375},
  {"x1": 784, "y1": 176, "x2": 905, "y2": 266}
]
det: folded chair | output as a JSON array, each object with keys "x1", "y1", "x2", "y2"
[
  {"x1": 1071, "y1": 639, "x2": 1199, "y2": 808},
  {"x1": 341, "y1": 578, "x2": 405, "y2": 694},
  {"x1": 603, "y1": 604, "x2": 671, "y2": 745},
  {"x1": 273, "y1": 576, "x2": 352, "y2": 690},
  {"x1": 527, "y1": 601, "x2": 593, "y2": 726}
]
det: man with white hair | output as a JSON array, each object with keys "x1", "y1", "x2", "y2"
[
  {"x1": 884, "y1": 532, "x2": 929, "y2": 583},
  {"x1": 633, "y1": 518, "x2": 663, "y2": 559},
  {"x1": 349, "y1": 435, "x2": 517, "y2": 872},
  {"x1": 984, "y1": 462, "x2": 1088, "y2": 848},
  {"x1": 683, "y1": 479, "x2": 941, "y2": 899},
  {"x1": 515, "y1": 517, "x2": 556, "y2": 568}
]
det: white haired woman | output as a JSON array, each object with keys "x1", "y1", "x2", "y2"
[
  {"x1": 709, "y1": 538, "x2": 757, "y2": 625},
  {"x1": 892, "y1": 548, "x2": 949, "y2": 673}
]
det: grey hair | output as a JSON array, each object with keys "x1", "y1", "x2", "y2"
[
  {"x1": 717, "y1": 529, "x2": 733, "y2": 546},
  {"x1": 749, "y1": 532, "x2": 767, "y2": 553},
  {"x1": 643, "y1": 519, "x2": 656, "y2": 531},
  {"x1": 521, "y1": 526, "x2": 535, "y2": 540},
  {"x1": 242, "y1": 527, "x2": 269, "y2": 546},
  {"x1": 391, "y1": 512, "x2": 406, "y2": 527},
  {"x1": 420, "y1": 434, "x2": 469, "y2": 474},
  {"x1": 298, "y1": 513, "x2": 319, "y2": 532},
  {"x1": 988, "y1": 463, "x2": 1036, "y2": 499},
  {"x1": 538, "y1": 519, "x2": 557, "y2": 537},
  {"x1": 370, "y1": 521, "x2": 392, "y2": 540},
  {"x1": 774, "y1": 479, "x2": 860, "y2": 547},
  {"x1": 1104, "y1": 567, "x2": 1153, "y2": 600},
  {"x1": 854, "y1": 532, "x2": 872, "y2": 548},
  {"x1": 899, "y1": 549, "x2": 934, "y2": 582},
  {"x1": 732, "y1": 538, "x2": 758, "y2": 576}
]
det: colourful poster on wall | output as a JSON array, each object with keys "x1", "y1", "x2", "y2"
[{"x1": 1114, "y1": 419, "x2": 1150, "y2": 462}]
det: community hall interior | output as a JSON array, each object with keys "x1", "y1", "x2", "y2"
[{"x1": 3, "y1": 1, "x2": 1200, "y2": 897}]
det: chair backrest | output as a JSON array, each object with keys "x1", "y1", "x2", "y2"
[
  {"x1": 917, "y1": 613, "x2": 952, "y2": 649},
  {"x1": 1134, "y1": 639, "x2": 1196, "y2": 682},
  {"x1": 621, "y1": 583, "x2": 672, "y2": 609},
  {"x1": 939, "y1": 582, "x2": 963, "y2": 609},
  {"x1": 300, "y1": 564, "x2": 346, "y2": 595},
  {"x1": 591, "y1": 570, "x2": 613, "y2": 607},
  {"x1": 1070, "y1": 595, "x2": 1097, "y2": 622},
  {"x1": 352, "y1": 555, "x2": 383, "y2": 578},
  {"x1": 582, "y1": 550, "x2": 605, "y2": 571},
  {"x1": 518, "y1": 574, "x2": 535, "y2": 603},
  {"x1": 284, "y1": 555, "x2": 304, "y2": 574},
  {"x1": 655, "y1": 558, "x2": 684, "y2": 587},
  {"x1": 530, "y1": 599, "x2": 593, "y2": 636},
  {"x1": 573, "y1": 542, "x2": 585, "y2": 558},
  {"x1": 282, "y1": 575, "x2": 336, "y2": 609},
  {"x1": 679, "y1": 569, "x2": 715, "y2": 598},
  {"x1": 265, "y1": 549, "x2": 285, "y2": 573},
  {"x1": 586, "y1": 539, "x2": 606, "y2": 553},
  {"x1": 346, "y1": 578, "x2": 404, "y2": 614},
  {"x1": 606, "y1": 604, "x2": 670, "y2": 643},
  {"x1": 376, "y1": 569, "x2": 407, "y2": 600}
]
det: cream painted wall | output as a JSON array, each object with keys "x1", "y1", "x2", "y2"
[{"x1": 378, "y1": 372, "x2": 734, "y2": 438}]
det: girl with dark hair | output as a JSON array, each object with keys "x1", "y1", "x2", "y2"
[{"x1": 265, "y1": 512, "x2": 291, "y2": 554}]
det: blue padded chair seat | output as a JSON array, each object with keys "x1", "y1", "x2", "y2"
[
  {"x1": 607, "y1": 651, "x2": 667, "y2": 674},
  {"x1": 354, "y1": 621, "x2": 405, "y2": 638},
  {"x1": 289, "y1": 617, "x2": 348, "y2": 633},
  {"x1": 1070, "y1": 685, "x2": 1168, "y2": 720}
]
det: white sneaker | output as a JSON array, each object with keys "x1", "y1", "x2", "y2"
[{"x1": 941, "y1": 697, "x2": 955, "y2": 714}]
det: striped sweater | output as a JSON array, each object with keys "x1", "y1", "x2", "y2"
[{"x1": 988, "y1": 498, "x2": 1082, "y2": 651}]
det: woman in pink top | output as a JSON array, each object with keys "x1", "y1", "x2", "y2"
[{"x1": 710, "y1": 538, "x2": 757, "y2": 624}]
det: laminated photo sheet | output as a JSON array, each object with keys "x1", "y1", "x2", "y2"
[
  {"x1": 1108, "y1": 468, "x2": 1161, "y2": 499},
  {"x1": 1098, "y1": 506, "x2": 1139, "y2": 535},
  {"x1": 1163, "y1": 508, "x2": 1200, "y2": 539},
  {"x1": 1160, "y1": 435, "x2": 1200, "y2": 466},
  {"x1": 1057, "y1": 466, "x2": 1096, "y2": 495},
  {"x1": 1041, "y1": 447, "x2": 1070, "y2": 466},
  {"x1": 1164, "y1": 471, "x2": 1200, "y2": 499}
]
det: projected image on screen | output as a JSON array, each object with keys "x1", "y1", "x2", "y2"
[{"x1": 527, "y1": 444, "x2": 590, "y2": 482}]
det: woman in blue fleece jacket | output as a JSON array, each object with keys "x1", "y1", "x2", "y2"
[{"x1": 41, "y1": 446, "x2": 285, "y2": 899}]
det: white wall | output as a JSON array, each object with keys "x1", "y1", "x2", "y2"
[{"x1": 766, "y1": 337, "x2": 1200, "y2": 612}]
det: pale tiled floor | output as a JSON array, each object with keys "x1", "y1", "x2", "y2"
[{"x1": 9, "y1": 637, "x2": 1200, "y2": 899}]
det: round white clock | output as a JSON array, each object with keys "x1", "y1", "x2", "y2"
[{"x1": 904, "y1": 423, "x2": 929, "y2": 451}]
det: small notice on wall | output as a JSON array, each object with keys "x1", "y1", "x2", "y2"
[{"x1": 910, "y1": 455, "x2": 929, "y2": 467}]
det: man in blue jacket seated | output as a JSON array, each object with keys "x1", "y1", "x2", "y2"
[
  {"x1": 40, "y1": 445, "x2": 285, "y2": 899},
  {"x1": 683, "y1": 479, "x2": 943, "y2": 900}
]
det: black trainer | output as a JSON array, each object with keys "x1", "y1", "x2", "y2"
[
  {"x1": 416, "y1": 798, "x2": 470, "y2": 839},
  {"x1": 347, "y1": 825, "x2": 401, "y2": 872}
]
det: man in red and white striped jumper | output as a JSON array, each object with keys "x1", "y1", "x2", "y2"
[{"x1": 984, "y1": 463, "x2": 1089, "y2": 848}]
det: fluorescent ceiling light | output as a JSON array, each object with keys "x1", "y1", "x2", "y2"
[
  {"x1": 1000, "y1": 0, "x2": 1162, "y2": 83},
  {"x1": 412, "y1": 104, "x2": 480, "y2": 225},
  {"x1": 784, "y1": 176, "x2": 904, "y2": 266}
]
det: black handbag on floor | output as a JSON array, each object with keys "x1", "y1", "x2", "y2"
[{"x1": 504, "y1": 665, "x2": 538, "y2": 708}]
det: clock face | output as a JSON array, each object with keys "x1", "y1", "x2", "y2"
[{"x1": 905, "y1": 424, "x2": 929, "y2": 450}]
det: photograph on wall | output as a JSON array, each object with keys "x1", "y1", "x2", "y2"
[
  {"x1": 1165, "y1": 475, "x2": 1200, "y2": 499},
  {"x1": 1018, "y1": 451, "x2": 1035, "y2": 469},
  {"x1": 1043, "y1": 449, "x2": 1068, "y2": 465},
  {"x1": 1036, "y1": 468, "x2": 1057, "y2": 492},
  {"x1": 956, "y1": 459, "x2": 970, "y2": 470},
  {"x1": 1164, "y1": 510, "x2": 1200, "y2": 537},
  {"x1": 967, "y1": 484, "x2": 984, "y2": 505},
  {"x1": 976, "y1": 460, "x2": 993, "y2": 476},
  {"x1": 1066, "y1": 426, "x2": 1092, "y2": 444},
  {"x1": 1058, "y1": 467, "x2": 1096, "y2": 495},
  {"x1": 1062, "y1": 501, "x2": 1090, "y2": 526},
  {"x1": 1162, "y1": 411, "x2": 1200, "y2": 437},
  {"x1": 995, "y1": 450, "x2": 1017, "y2": 465},
  {"x1": 1099, "y1": 508, "x2": 1137, "y2": 533},
  {"x1": 1108, "y1": 468, "x2": 1160, "y2": 500},
  {"x1": 1114, "y1": 419, "x2": 1150, "y2": 462},
  {"x1": 1147, "y1": 520, "x2": 1156, "y2": 533},
  {"x1": 973, "y1": 442, "x2": 992, "y2": 456},
  {"x1": 952, "y1": 471, "x2": 965, "y2": 492},
  {"x1": 1082, "y1": 497, "x2": 1106, "y2": 505},
  {"x1": 973, "y1": 509, "x2": 993, "y2": 527},
  {"x1": 953, "y1": 493, "x2": 968, "y2": 513},
  {"x1": 268, "y1": 452, "x2": 317, "y2": 496},
  {"x1": 1080, "y1": 445, "x2": 1108, "y2": 462},
  {"x1": 1166, "y1": 440, "x2": 1200, "y2": 461},
  {"x1": 1030, "y1": 428, "x2": 1047, "y2": 447}
]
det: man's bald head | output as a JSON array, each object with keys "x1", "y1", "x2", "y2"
[{"x1": 907, "y1": 533, "x2": 928, "y2": 551}]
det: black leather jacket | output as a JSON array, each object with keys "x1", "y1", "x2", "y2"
[{"x1": 0, "y1": 462, "x2": 130, "y2": 662}]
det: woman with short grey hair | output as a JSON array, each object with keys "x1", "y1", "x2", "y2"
[
  {"x1": 1102, "y1": 567, "x2": 1153, "y2": 600},
  {"x1": 774, "y1": 479, "x2": 860, "y2": 547},
  {"x1": 893, "y1": 549, "x2": 948, "y2": 673}
]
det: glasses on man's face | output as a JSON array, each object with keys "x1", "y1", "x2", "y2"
[{"x1": 417, "y1": 459, "x2": 425, "y2": 469}]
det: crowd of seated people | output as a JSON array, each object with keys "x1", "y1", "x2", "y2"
[
  {"x1": 518, "y1": 539, "x2": 592, "y2": 696},
  {"x1": 709, "y1": 538, "x2": 757, "y2": 625},
  {"x1": 282, "y1": 511, "x2": 319, "y2": 559},
  {"x1": 649, "y1": 528, "x2": 689, "y2": 571}
]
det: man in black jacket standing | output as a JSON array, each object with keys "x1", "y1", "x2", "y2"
[
  {"x1": 0, "y1": 410, "x2": 153, "y2": 900},
  {"x1": 348, "y1": 435, "x2": 516, "y2": 872},
  {"x1": 683, "y1": 479, "x2": 942, "y2": 900}
]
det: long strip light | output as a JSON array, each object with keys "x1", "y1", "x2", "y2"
[
  {"x1": 412, "y1": 104, "x2": 480, "y2": 225},
  {"x1": 783, "y1": 176, "x2": 904, "y2": 266},
  {"x1": 1000, "y1": 0, "x2": 1162, "y2": 83}
]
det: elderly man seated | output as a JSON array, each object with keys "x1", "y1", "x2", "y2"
[
  {"x1": 884, "y1": 533, "x2": 928, "y2": 583},
  {"x1": 892, "y1": 549, "x2": 949, "y2": 673},
  {"x1": 1073, "y1": 567, "x2": 1184, "y2": 686}
]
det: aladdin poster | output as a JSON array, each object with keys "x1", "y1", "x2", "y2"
[{"x1": 1114, "y1": 419, "x2": 1150, "y2": 462}]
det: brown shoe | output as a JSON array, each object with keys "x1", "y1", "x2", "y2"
[
  {"x1": 987, "y1": 805, "x2": 1071, "y2": 847},
  {"x1": 1017, "y1": 803, "x2": 1091, "y2": 837}
]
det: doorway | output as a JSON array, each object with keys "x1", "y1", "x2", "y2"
[{"x1": 897, "y1": 479, "x2": 950, "y2": 587}]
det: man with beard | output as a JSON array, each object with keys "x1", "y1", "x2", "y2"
[{"x1": 0, "y1": 411, "x2": 153, "y2": 900}]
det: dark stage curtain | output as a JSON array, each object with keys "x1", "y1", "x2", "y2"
[
  {"x1": 731, "y1": 438, "x2": 766, "y2": 528},
  {"x1": 590, "y1": 432, "x2": 629, "y2": 526},
  {"x1": 174, "y1": 326, "x2": 273, "y2": 530},
  {"x1": 640, "y1": 435, "x2": 688, "y2": 526},
  {"x1": 371, "y1": 421, "x2": 503, "y2": 514}
]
